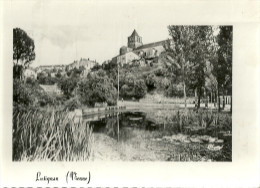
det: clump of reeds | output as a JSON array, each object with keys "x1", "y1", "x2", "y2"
[
  {"x1": 12, "y1": 108, "x2": 93, "y2": 161},
  {"x1": 197, "y1": 110, "x2": 214, "y2": 128},
  {"x1": 166, "y1": 109, "x2": 232, "y2": 134}
]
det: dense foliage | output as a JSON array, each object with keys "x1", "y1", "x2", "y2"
[
  {"x1": 13, "y1": 28, "x2": 35, "y2": 79},
  {"x1": 13, "y1": 79, "x2": 57, "y2": 107},
  {"x1": 78, "y1": 70, "x2": 118, "y2": 106},
  {"x1": 212, "y1": 26, "x2": 233, "y2": 111},
  {"x1": 59, "y1": 77, "x2": 79, "y2": 99}
]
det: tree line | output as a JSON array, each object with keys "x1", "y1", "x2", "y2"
[{"x1": 165, "y1": 25, "x2": 232, "y2": 111}]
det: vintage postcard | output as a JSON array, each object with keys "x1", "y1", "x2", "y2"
[{"x1": 0, "y1": 0, "x2": 259, "y2": 187}]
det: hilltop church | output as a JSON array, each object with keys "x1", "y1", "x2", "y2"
[{"x1": 112, "y1": 29, "x2": 170, "y2": 66}]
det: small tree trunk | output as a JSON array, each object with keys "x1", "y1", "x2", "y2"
[
  {"x1": 205, "y1": 90, "x2": 208, "y2": 108},
  {"x1": 197, "y1": 87, "x2": 201, "y2": 109},
  {"x1": 223, "y1": 95, "x2": 225, "y2": 109},
  {"x1": 183, "y1": 81, "x2": 186, "y2": 108},
  {"x1": 213, "y1": 91, "x2": 215, "y2": 107},
  {"x1": 194, "y1": 88, "x2": 198, "y2": 108},
  {"x1": 210, "y1": 91, "x2": 212, "y2": 104},
  {"x1": 217, "y1": 86, "x2": 221, "y2": 112}
]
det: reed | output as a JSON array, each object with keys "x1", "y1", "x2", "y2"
[{"x1": 13, "y1": 108, "x2": 93, "y2": 161}]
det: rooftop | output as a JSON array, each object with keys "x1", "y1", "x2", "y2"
[
  {"x1": 135, "y1": 40, "x2": 167, "y2": 51},
  {"x1": 130, "y1": 29, "x2": 140, "y2": 37},
  {"x1": 39, "y1": 84, "x2": 62, "y2": 94}
]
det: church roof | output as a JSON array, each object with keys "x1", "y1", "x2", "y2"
[
  {"x1": 135, "y1": 40, "x2": 167, "y2": 50},
  {"x1": 130, "y1": 29, "x2": 140, "y2": 37}
]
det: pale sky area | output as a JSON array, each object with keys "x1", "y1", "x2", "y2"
[
  {"x1": 7, "y1": 0, "x2": 226, "y2": 67},
  {"x1": 9, "y1": 1, "x2": 175, "y2": 67}
]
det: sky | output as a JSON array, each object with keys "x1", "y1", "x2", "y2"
[
  {"x1": 9, "y1": 0, "x2": 177, "y2": 67},
  {"x1": 6, "y1": 0, "x2": 230, "y2": 67}
]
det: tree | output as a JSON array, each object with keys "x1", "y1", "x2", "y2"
[
  {"x1": 134, "y1": 79, "x2": 147, "y2": 99},
  {"x1": 13, "y1": 28, "x2": 35, "y2": 79},
  {"x1": 212, "y1": 26, "x2": 232, "y2": 112},
  {"x1": 13, "y1": 79, "x2": 55, "y2": 107},
  {"x1": 166, "y1": 26, "x2": 216, "y2": 109},
  {"x1": 119, "y1": 73, "x2": 147, "y2": 100},
  {"x1": 165, "y1": 83, "x2": 184, "y2": 98},
  {"x1": 204, "y1": 65, "x2": 218, "y2": 106},
  {"x1": 145, "y1": 73, "x2": 157, "y2": 91},
  {"x1": 188, "y1": 26, "x2": 215, "y2": 109},
  {"x1": 78, "y1": 70, "x2": 117, "y2": 106},
  {"x1": 91, "y1": 63, "x2": 102, "y2": 71},
  {"x1": 165, "y1": 26, "x2": 196, "y2": 108},
  {"x1": 59, "y1": 77, "x2": 79, "y2": 99}
]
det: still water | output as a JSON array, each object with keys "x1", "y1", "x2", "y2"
[{"x1": 83, "y1": 110, "x2": 160, "y2": 141}]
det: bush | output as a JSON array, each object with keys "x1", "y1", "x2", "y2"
[
  {"x1": 160, "y1": 77, "x2": 171, "y2": 89},
  {"x1": 13, "y1": 78, "x2": 59, "y2": 108},
  {"x1": 13, "y1": 79, "x2": 35, "y2": 106},
  {"x1": 64, "y1": 98, "x2": 81, "y2": 111},
  {"x1": 37, "y1": 72, "x2": 59, "y2": 85},
  {"x1": 134, "y1": 79, "x2": 147, "y2": 99},
  {"x1": 120, "y1": 79, "x2": 147, "y2": 100},
  {"x1": 78, "y1": 70, "x2": 117, "y2": 107},
  {"x1": 165, "y1": 83, "x2": 184, "y2": 98},
  {"x1": 145, "y1": 73, "x2": 157, "y2": 91},
  {"x1": 25, "y1": 77, "x2": 37, "y2": 85},
  {"x1": 120, "y1": 84, "x2": 134, "y2": 99},
  {"x1": 59, "y1": 77, "x2": 79, "y2": 99},
  {"x1": 154, "y1": 67, "x2": 166, "y2": 77}
]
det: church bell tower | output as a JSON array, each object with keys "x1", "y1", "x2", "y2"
[{"x1": 128, "y1": 29, "x2": 143, "y2": 49}]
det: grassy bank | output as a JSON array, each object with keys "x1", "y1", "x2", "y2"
[
  {"x1": 145, "y1": 109, "x2": 232, "y2": 161},
  {"x1": 89, "y1": 108, "x2": 232, "y2": 161},
  {"x1": 13, "y1": 108, "x2": 93, "y2": 161}
]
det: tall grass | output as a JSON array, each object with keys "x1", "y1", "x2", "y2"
[
  {"x1": 146, "y1": 109, "x2": 232, "y2": 135},
  {"x1": 145, "y1": 109, "x2": 232, "y2": 161},
  {"x1": 13, "y1": 108, "x2": 93, "y2": 161}
]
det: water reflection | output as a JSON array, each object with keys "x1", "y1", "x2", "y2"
[{"x1": 84, "y1": 111, "x2": 159, "y2": 141}]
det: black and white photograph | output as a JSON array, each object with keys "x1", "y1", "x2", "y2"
[
  {"x1": 1, "y1": 0, "x2": 260, "y2": 187},
  {"x1": 12, "y1": 25, "x2": 232, "y2": 162}
]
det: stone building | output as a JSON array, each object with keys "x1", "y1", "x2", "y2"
[
  {"x1": 66, "y1": 58, "x2": 97, "y2": 73},
  {"x1": 128, "y1": 29, "x2": 143, "y2": 49},
  {"x1": 114, "y1": 29, "x2": 170, "y2": 66},
  {"x1": 39, "y1": 84, "x2": 62, "y2": 95},
  {"x1": 23, "y1": 67, "x2": 37, "y2": 79}
]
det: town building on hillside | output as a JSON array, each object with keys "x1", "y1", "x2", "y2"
[
  {"x1": 37, "y1": 65, "x2": 66, "y2": 72},
  {"x1": 23, "y1": 67, "x2": 37, "y2": 79},
  {"x1": 117, "y1": 51, "x2": 139, "y2": 65},
  {"x1": 114, "y1": 29, "x2": 172, "y2": 66},
  {"x1": 134, "y1": 40, "x2": 166, "y2": 59},
  {"x1": 66, "y1": 58, "x2": 97, "y2": 72},
  {"x1": 50, "y1": 72, "x2": 56, "y2": 78},
  {"x1": 35, "y1": 58, "x2": 97, "y2": 77},
  {"x1": 39, "y1": 84, "x2": 62, "y2": 95}
]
